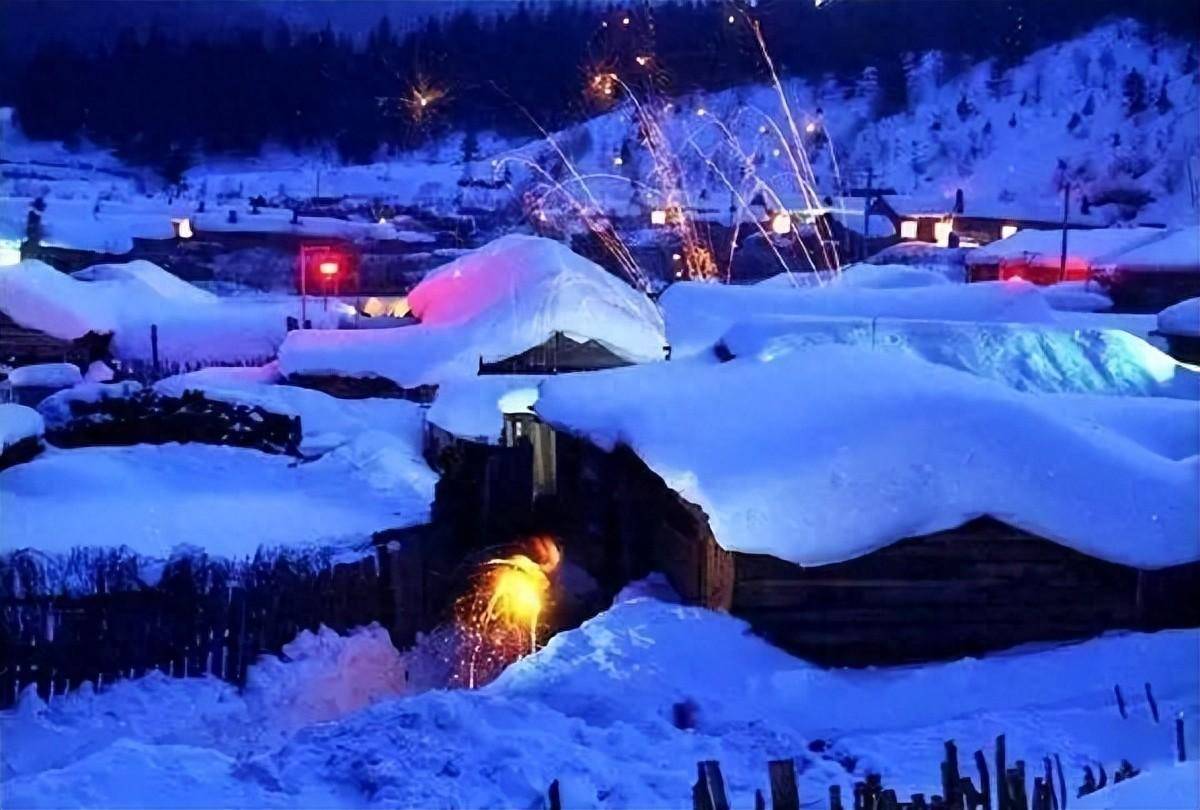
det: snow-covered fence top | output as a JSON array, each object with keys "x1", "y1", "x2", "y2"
[
  {"x1": 279, "y1": 235, "x2": 666, "y2": 389},
  {"x1": 534, "y1": 346, "x2": 1199, "y2": 570}
]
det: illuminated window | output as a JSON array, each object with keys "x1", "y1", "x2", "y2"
[
  {"x1": 934, "y1": 220, "x2": 954, "y2": 247},
  {"x1": 650, "y1": 209, "x2": 668, "y2": 226},
  {"x1": 900, "y1": 220, "x2": 918, "y2": 240},
  {"x1": 172, "y1": 218, "x2": 193, "y2": 239},
  {"x1": 319, "y1": 261, "x2": 340, "y2": 276},
  {"x1": 1001, "y1": 224, "x2": 1019, "y2": 239}
]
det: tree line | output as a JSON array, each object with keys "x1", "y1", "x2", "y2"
[{"x1": 6, "y1": 0, "x2": 1196, "y2": 180}]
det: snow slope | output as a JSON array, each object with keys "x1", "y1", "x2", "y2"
[
  {"x1": 279, "y1": 235, "x2": 666, "y2": 387},
  {"x1": 536, "y1": 347, "x2": 1199, "y2": 568},
  {"x1": 426, "y1": 374, "x2": 545, "y2": 444},
  {"x1": 2, "y1": 593, "x2": 1196, "y2": 809}
]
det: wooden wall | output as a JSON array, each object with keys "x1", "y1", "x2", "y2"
[{"x1": 0, "y1": 312, "x2": 111, "y2": 367}]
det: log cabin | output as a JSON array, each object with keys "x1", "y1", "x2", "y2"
[{"x1": 0, "y1": 310, "x2": 112, "y2": 368}]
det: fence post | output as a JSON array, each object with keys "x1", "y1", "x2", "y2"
[
  {"x1": 150, "y1": 323, "x2": 159, "y2": 376},
  {"x1": 693, "y1": 761, "x2": 730, "y2": 810},
  {"x1": 547, "y1": 779, "x2": 561, "y2": 810},
  {"x1": 1053, "y1": 755, "x2": 1066, "y2": 810},
  {"x1": 942, "y1": 740, "x2": 962, "y2": 810},
  {"x1": 1144, "y1": 683, "x2": 1160, "y2": 723},
  {"x1": 996, "y1": 735, "x2": 1009, "y2": 810},
  {"x1": 768, "y1": 759, "x2": 800, "y2": 810},
  {"x1": 975, "y1": 749, "x2": 991, "y2": 810},
  {"x1": 1113, "y1": 685, "x2": 1127, "y2": 719},
  {"x1": 1177, "y1": 713, "x2": 1187, "y2": 762},
  {"x1": 829, "y1": 784, "x2": 843, "y2": 810}
]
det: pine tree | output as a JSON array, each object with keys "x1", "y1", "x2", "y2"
[
  {"x1": 1122, "y1": 69, "x2": 1148, "y2": 116},
  {"x1": 1155, "y1": 78, "x2": 1172, "y2": 113}
]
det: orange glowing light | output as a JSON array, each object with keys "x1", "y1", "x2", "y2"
[{"x1": 319, "y1": 260, "x2": 339, "y2": 276}]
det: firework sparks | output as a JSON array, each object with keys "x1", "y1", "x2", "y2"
[{"x1": 453, "y1": 537, "x2": 561, "y2": 689}]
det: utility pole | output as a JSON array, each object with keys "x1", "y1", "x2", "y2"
[{"x1": 1058, "y1": 181, "x2": 1070, "y2": 283}]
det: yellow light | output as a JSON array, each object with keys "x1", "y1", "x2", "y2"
[
  {"x1": 772, "y1": 148, "x2": 781, "y2": 157},
  {"x1": 613, "y1": 156, "x2": 624, "y2": 166},
  {"x1": 651, "y1": 209, "x2": 668, "y2": 226},
  {"x1": 636, "y1": 55, "x2": 650, "y2": 66},
  {"x1": 696, "y1": 107, "x2": 707, "y2": 117},
  {"x1": 728, "y1": 14, "x2": 736, "y2": 23},
  {"x1": 378, "y1": 217, "x2": 387, "y2": 225},
  {"x1": 805, "y1": 122, "x2": 817, "y2": 134},
  {"x1": 1001, "y1": 224, "x2": 1019, "y2": 239},
  {"x1": 672, "y1": 252, "x2": 682, "y2": 261},
  {"x1": 900, "y1": 220, "x2": 918, "y2": 240},
  {"x1": 602, "y1": 20, "x2": 608, "y2": 28},
  {"x1": 758, "y1": 125, "x2": 768, "y2": 134},
  {"x1": 934, "y1": 220, "x2": 954, "y2": 247},
  {"x1": 172, "y1": 218, "x2": 193, "y2": 239},
  {"x1": 319, "y1": 260, "x2": 339, "y2": 276},
  {"x1": 771, "y1": 212, "x2": 793, "y2": 235},
  {"x1": 622, "y1": 16, "x2": 630, "y2": 25}
]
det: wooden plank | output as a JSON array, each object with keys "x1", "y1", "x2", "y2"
[{"x1": 768, "y1": 759, "x2": 800, "y2": 810}]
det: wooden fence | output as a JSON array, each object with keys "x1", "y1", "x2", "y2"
[{"x1": 0, "y1": 532, "x2": 428, "y2": 709}]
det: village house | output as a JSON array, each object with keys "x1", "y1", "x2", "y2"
[
  {"x1": 437, "y1": 337, "x2": 1200, "y2": 666},
  {"x1": 964, "y1": 225, "x2": 1167, "y2": 284}
]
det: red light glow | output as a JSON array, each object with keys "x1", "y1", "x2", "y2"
[{"x1": 318, "y1": 261, "x2": 339, "y2": 277}]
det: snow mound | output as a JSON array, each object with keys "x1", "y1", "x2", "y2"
[
  {"x1": 6, "y1": 362, "x2": 82, "y2": 388},
  {"x1": 536, "y1": 347, "x2": 1199, "y2": 568},
  {"x1": 279, "y1": 235, "x2": 665, "y2": 388},
  {"x1": 1097, "y1": 226, "x2": 1200, "y2": 273},
  {"x1": 0, "y1": 403, "x2": 44, "y2": 451},
  {"x1": 1040, "y1": 281, "x2": 1113, "y2": 312},
  {"x1": 71, "y1": 260, "x2": 217, "y2": 305},
  {"x1": 966, "y1": 227, "x2": 1168, "y2": 271},
  {"x1": 427, "y1": 374, "x2": 544, "y2": 444},
  {"x1": 661, "y1": 278, "x2": 1056, "y2": 357},
  {"x1": 154, "y1": 364, "x2": 430, "y2": 456},
  {"x1": 836, "y1": 263, "x2": 952, "y2": 289},
  {"x1": 1074, "y1": 762, "x2": 1200, "y2": 810},
  {"x1": 1158, "y1": 297, "x2": 1200, "y2": 339},
  {"x1": 719, "y1": 315, "x2": 1199, "y2": 399}
]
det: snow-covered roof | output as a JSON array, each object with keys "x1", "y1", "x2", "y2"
[
  {"x1": 0, "y1": 403, "x2": 44, "y2": 452},
  {"x1": 1158, "y1": 297, "x2": 1200, "y2": 339},
  {"x1": 0, "y1": 442, "x2": 432, "y2": 561},
  {"x1": 0, "y1": 260, "x2": 339, "y2": 363},
  {"x1": 965, "y1": 227, "x2": 1168, "y2": 268},
  {"x1": 279, "y1": 235, "x2": 666, "y2": 388},
  {"x1": 1096, "y1": 226, "x2": 1200, "y2": 273},
  {"x1": 426, "y1": 375, "x2": 544, "y2": 445},
  {"x1": 0, "y1": 198, "x2": 180, "y2": 255},
  {"x1": 661, "y1": 275, "x2": 1057, "y2": 357},
  {"x1": 536, "y1": 347, "x2": 1198, "y2": 569},
  {"x1": 192, "y1": 208, "x2": 423, "y2": 242},
  {"x1": 6, "y1": 362, "x2": 82, "y2": 389}
]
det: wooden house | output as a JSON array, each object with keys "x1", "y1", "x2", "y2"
[
  {"x1": 0, "y1": 311, "x2": 111, "y2": 368},
  {"x1": 458, "y1": 427, "x2": 1200, "y2": 666}
]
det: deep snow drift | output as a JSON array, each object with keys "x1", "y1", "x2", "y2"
[
  {"x1": 279, "y1": 235, "x2": 666, "y2": 388},
  {"x1": 0, "y1": 403, "x2": 43, "y2": 452},
  {"x1": 536, "y1": 346, "x2": 1199, "y2": 568},
  {"x1": 1, "y1": 591, "x2": 1196, "y2": 809}
]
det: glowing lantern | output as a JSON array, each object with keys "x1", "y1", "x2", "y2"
[
  {"x1": 771, "y1": 212, "x2": 794, "y2": 235},
  {"x1": 728, "y1": 14, "x2": 736, "y2": 23},
  {"x1": 900, "y1": 220, "x2": 918, "y2": 240},
  {"x1": 172, "y1": 218, "x2": 193, "y2": 239},
  {"x1": 651, "y1": 209, "x2": 668, "y2": 226},
  {"x1": 613, "y1": 156, "x2": 624, "y2": 166},
  {"x1": 319, "y1": 260, "x2": 340, "y2": 277},
  {"x1": 622, "y1": 16, "x2": 630, "y2": 25},
  {"x1": 1001, "y1": 224, "x2": 1019, "y2": 239},
  {"x1": 696, "y1": 107, "x2": 707, "y2": 117},
  {"x1": 805, "y1": 122, "x2": 817, "y2": 134},
  {"x1": 934, "y1": 220, "x2": 954, "y2": 247}
]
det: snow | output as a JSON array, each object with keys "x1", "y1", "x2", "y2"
[
  {"x1": 1096, "y1": 226, "x2": 1200, "y2": 272},
  {"x1": 1158, "y1": 298, "x2": 1200, "y2": 339},
  {"x1": 192, "y1": 208, "x2": 412, "y2": 242},
  {"x1": 0, "y1": 442, "x2": 432, "y2": 561},
  {"x1": 2, "y1": 593, "x2": 1196, "y2": 809},
  {"x1": 661, "y1": 277, "x2": 1057, "y2": 357},
  {"x1": 835, "y1": 263, "x2": 951, "y2": 288},
  {"x1": 0, "y1": 198, "x2": 181, "y2": 255},
  {"x1": 0, "y1": 260, "x2": 340, "y2": 363},
  {"x1": 0, "y1": 403, "x2": 44, "y2": 451},
  {"x1": 279, "y1": 235, "x2": 666, "y2": 388},
  {"x1": 154, "y1": 364, "x2": 434, "y2": 456},
  {"x1": 1040, "y1": 280, "x2": 1113, "y2": 312},
  {"x1": 536, "y1": 346, "x2": 1199, "y2": 568},
  {"x1": 718, "y1": 315, "x2": 1199, "y2": 399},
  {"x1": 6, "y1": 362, "x2": 83, "y2": 389},
  {"x1": 426, "y1": 374, "x2": 545, "y2": 444},
  {"x1": 1075, "y1": 762, "x2": 1200, "y2": 809}
]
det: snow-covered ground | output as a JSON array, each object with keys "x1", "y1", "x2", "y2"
[{"x1": 2, "y1": 587, "x2": 1196, "y2": 809}]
